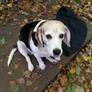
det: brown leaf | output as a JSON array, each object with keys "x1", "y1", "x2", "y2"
[
  {"x1": 16, "y1": 77, "x2": 25, "y2": 85},
  {"x1": 31, "y1": 73, "x2": 38, "y2": 81},
  {"x1": 23, "y1": 70, "x2": 31, "y2": 78},
  {"x1": 9, "y1": 80, "x2": 16, "y2": 87},
  {"x1": 14, "y1": 64, "x2": 19, "y2": 70},
  {"x1": 60, "y1": 75, "x2": 67, "y2": 87}
]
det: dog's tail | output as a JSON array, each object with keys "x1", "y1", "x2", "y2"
[{"x1": 7, "y1": 47, "x2": 17, "y2": 67}]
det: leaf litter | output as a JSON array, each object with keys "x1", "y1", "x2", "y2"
[
  {"x1": 4, "y1": 0, "x2": 92, "y2": 91},
  {"x1": 44, "y1": 40, "x2": 92, "y2": 92}
]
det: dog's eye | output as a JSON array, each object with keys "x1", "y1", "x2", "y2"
[
  {"x1": 46, "y1": 34, "x2": 52, "y2": 39},
  {"x1": 59, "y1": 34, "x2": 64, "y2": 39}
]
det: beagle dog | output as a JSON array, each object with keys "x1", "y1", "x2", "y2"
[{"x1": 7, "y1": 20, "x2": 70, "y2": 71}]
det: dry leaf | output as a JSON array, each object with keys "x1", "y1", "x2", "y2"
[
  {"x1": 31, "y1": 73, "x2": 38, "y2": 81},
  {"x1": 44, "y1": 89, "x2": 49, "y2": 92},
  {"x1": 14, "y1": 64, "x2": 19, "y2": 70},
  {"x1": 60, "y1": 75, "x2": 67, "y2": 87},
  {"x1": 16, "y1": 77, "x2": 25, "y2": 84},
  {"x1": 49, "y1": 87, "x2": 56, "y2": 92},
  {"x1": 75, "y1": 86, "x2": 84, "y2": 92},
  {"x1": 8, "y1": 71, "x2": 12, "y2": 75},
  {"x1": 9, "y1": 80, "x2": 16, "y2": 87},
  {"x1": 23, "y1": 70, "x2": 31, "y2": 78},
  {"x1": 70, "y1": 67, "x2": 76, "y2": 74},
  {"x1": 58, "y1": 64, "x2": 63, "y2": 70}
]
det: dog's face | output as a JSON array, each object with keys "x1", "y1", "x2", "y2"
[{"x1": 37, "y1": 20, "x2": 71, "y2": 60}]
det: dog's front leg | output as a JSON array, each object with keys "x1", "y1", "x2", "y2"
[
  {"x1": 34, "y1": 54, "x2": 46, "y2": 70},
  {"x1": 46, "y1": 57, "x2": 58, "y2": 63}
]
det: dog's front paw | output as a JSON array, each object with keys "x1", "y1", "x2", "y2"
[
  {"x1": 39, "y1": 63, "x2": 46, "y2": 70},
  {"x1": 28, "y1": 64, "x2": 34, "y2": 72}
]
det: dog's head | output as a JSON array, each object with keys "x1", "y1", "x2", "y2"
[{"x1": 36, "y1": 20, "x2": 71, "y2": 60}]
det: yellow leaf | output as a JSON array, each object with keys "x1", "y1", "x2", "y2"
[
  {"x1": 76, "y1": 56, "x2": 81, "y2": 62},
  {"x1": 7, "y1": 3, "x2": 12, "y2": 8},
  {"x1": 82, "y1": 56, "x2": 92, "y2": 61},
  {"x1": 88, "y1": 1, "x2": 91, "y2": 6},
  {"x1": 58, "y1": 64, "x2": 63, "y2": 70},
  {"x1": 70, "y1": 67, "x2": 76, "y2": 74},
  {"x1": 19, "y1": 24, "x2": 25, "y2": 28},
  {"x1": 23, "y1": 70, "x2": 31, "y2": 78},
  {"x1": 91, "y1": 80, "x2": 92, "y2": 85},
  {"x1": 52, "y1": 5, "x2": 61, "y2": 11},
  {"x1": 89, "y1": 59, "x2": 92, "y2": 64},
  {"x1": 8, "y1": 71, "x2": 12, "y2": 75},
  {"x1": 14, "y1": 64, "x2": 19, "y2": 70}
]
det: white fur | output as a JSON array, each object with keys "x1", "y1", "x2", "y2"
[
  {"x1": 7, "y1": 48, "x2": 17, "y2": 66},
  {"x1": 7, "y1": 20, "x2": 71, "y2": 72}
]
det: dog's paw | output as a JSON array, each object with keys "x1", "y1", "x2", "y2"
[
  {"x1": 28, "y1": 64, "x2": 34, "y2": 72},
  {"x1": 39, "y1": 63, "x2": 46, "y2": 70}
]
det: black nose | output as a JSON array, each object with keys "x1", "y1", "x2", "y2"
[{"x1": 53, "y1": 49, "x2": 61, "y2": 56}]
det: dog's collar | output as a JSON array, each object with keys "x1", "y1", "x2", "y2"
[
  {"x1": 33, "y1": 20, "x2": 46, "y2": 32},
  {"x1": 32, "y1": 20, "x2": 46, "y2": 47}
]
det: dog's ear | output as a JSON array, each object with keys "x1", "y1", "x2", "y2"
[
  {"x1": 35, "y1": 27, "x2": 43, "y2": 46},
  {"x1": 63, "y1": 28, "x2": 71, "y2": 47}
]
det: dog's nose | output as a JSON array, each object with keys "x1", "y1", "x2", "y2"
[{"x1": 53, "y1": 49, "x2": 61, "y2": 56}]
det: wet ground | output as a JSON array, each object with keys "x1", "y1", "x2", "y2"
[{"x1": 0, "y1": 16, "x2": 92, "y2": 92}]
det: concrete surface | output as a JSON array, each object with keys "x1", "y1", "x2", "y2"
[{"x1": 0, "y1": 21, "x2": 92, "y2": 92}]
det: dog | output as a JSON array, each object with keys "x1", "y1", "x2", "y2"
[{"x1": 7, "y1": 20, "x2": 71, "y2": 71}]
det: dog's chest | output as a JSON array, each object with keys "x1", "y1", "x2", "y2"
[{"x1": 29, "y1": 38, "x2": 49, "y2": 57}]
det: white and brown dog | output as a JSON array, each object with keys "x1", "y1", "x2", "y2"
[{"x1": 7, "y1": 20, "x2": 70, "y2": 71}]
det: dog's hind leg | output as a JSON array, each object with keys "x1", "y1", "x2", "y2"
[{"x1": 17, "y1": 40, "x2": 34, "y2": 72}]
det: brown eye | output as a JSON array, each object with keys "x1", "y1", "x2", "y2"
[
  {"x1": 46, "y1": 34, "x2": 52, "y2": 39},
  {"x1": 59, "y1": 34, "x2": 64, "y2": 39}
]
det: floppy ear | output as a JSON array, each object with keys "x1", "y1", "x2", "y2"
[
  {"x1": 63, "y1": 28, "x2": 71, "y2": 47},
  {"x1": 35, "y1": 27, "x2": 43, "y2": 45}
]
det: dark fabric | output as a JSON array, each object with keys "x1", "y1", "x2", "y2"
[
  {"x1": 19, "y1": 21, "x2": 39, "y2": 49},
  {"x1": 56, "y1": 6, "x2": 87, "y2": 56}
]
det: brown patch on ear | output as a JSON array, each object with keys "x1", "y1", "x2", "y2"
[{"x1": 35, "y1": 27, "x2": 43, "y2": 47}]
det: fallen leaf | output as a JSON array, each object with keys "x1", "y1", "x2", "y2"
[
  {"x1": 49, "y1": 86, "x2": 56, "y2": 92},
  {"x1": 16, "y1": 77, "x2": 25, "y2": 85},
  {"x1": 14, "y1": 64, "x2": 19, "y2": 70},
  {"x1": 1, "y1": 37, "x2": 6, "y2": 44},
  {"x1": 26, "y1": 80, "x2": 32, "y2": 86},
  {"x1": 58, "y1": 64, "x2": 63, "y2": 70},
  {"x1": 82, "y1": 55, "x2": 92, "y2": 61},
  {"x1": 57, "y1": 87, "x2": 63, "y2": 92},
  {"x1": 86, "y1": 68, "x2": 91, "y2": 73},
  {"x1": 8, "y1": 84, "x2": 19, "y2": 92},
  {"x1": 44, "y1": 89, "x2": 49, "y2": 92},
  {"x1": 48, "y1": 84, "x2": 52, "y2": 89},
  {"x1": 7, "y1": 3, "x2": 12, "y2": 8},
  {"x1": 68, "y1": 72, "x2": 73, "y2": 78},
  {"x1": 60, "y1": 75, "x2": 67, "y2": 87},
  {"x1": 75, "y1": 86, "x2": 84, "y2": 92},
  {"x1": 8, "y1": 71, "x2": 12, "y2": 75},
  {"x1": 70, "y1": 67, "x2": 76, "y2": 74},
  {"x1": 9, "y1": 81, "x2": 16, "y2": 87},
  {"x1": 31, "y1": 73, "x2": 38, "y2": 81},
  {"x1": 23, "y1": 70, "x2": 31, "y2": 78},
  {"x1": 76, "y1": 63, "x2": 81, "y2": 75},
  {"x1": 66, "y1": 82, "x2": 76, "y2": 92}
]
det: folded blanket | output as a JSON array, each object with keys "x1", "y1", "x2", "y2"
[{"x1": 56, "y1": 6, "x2": 87, "y2": 56}]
